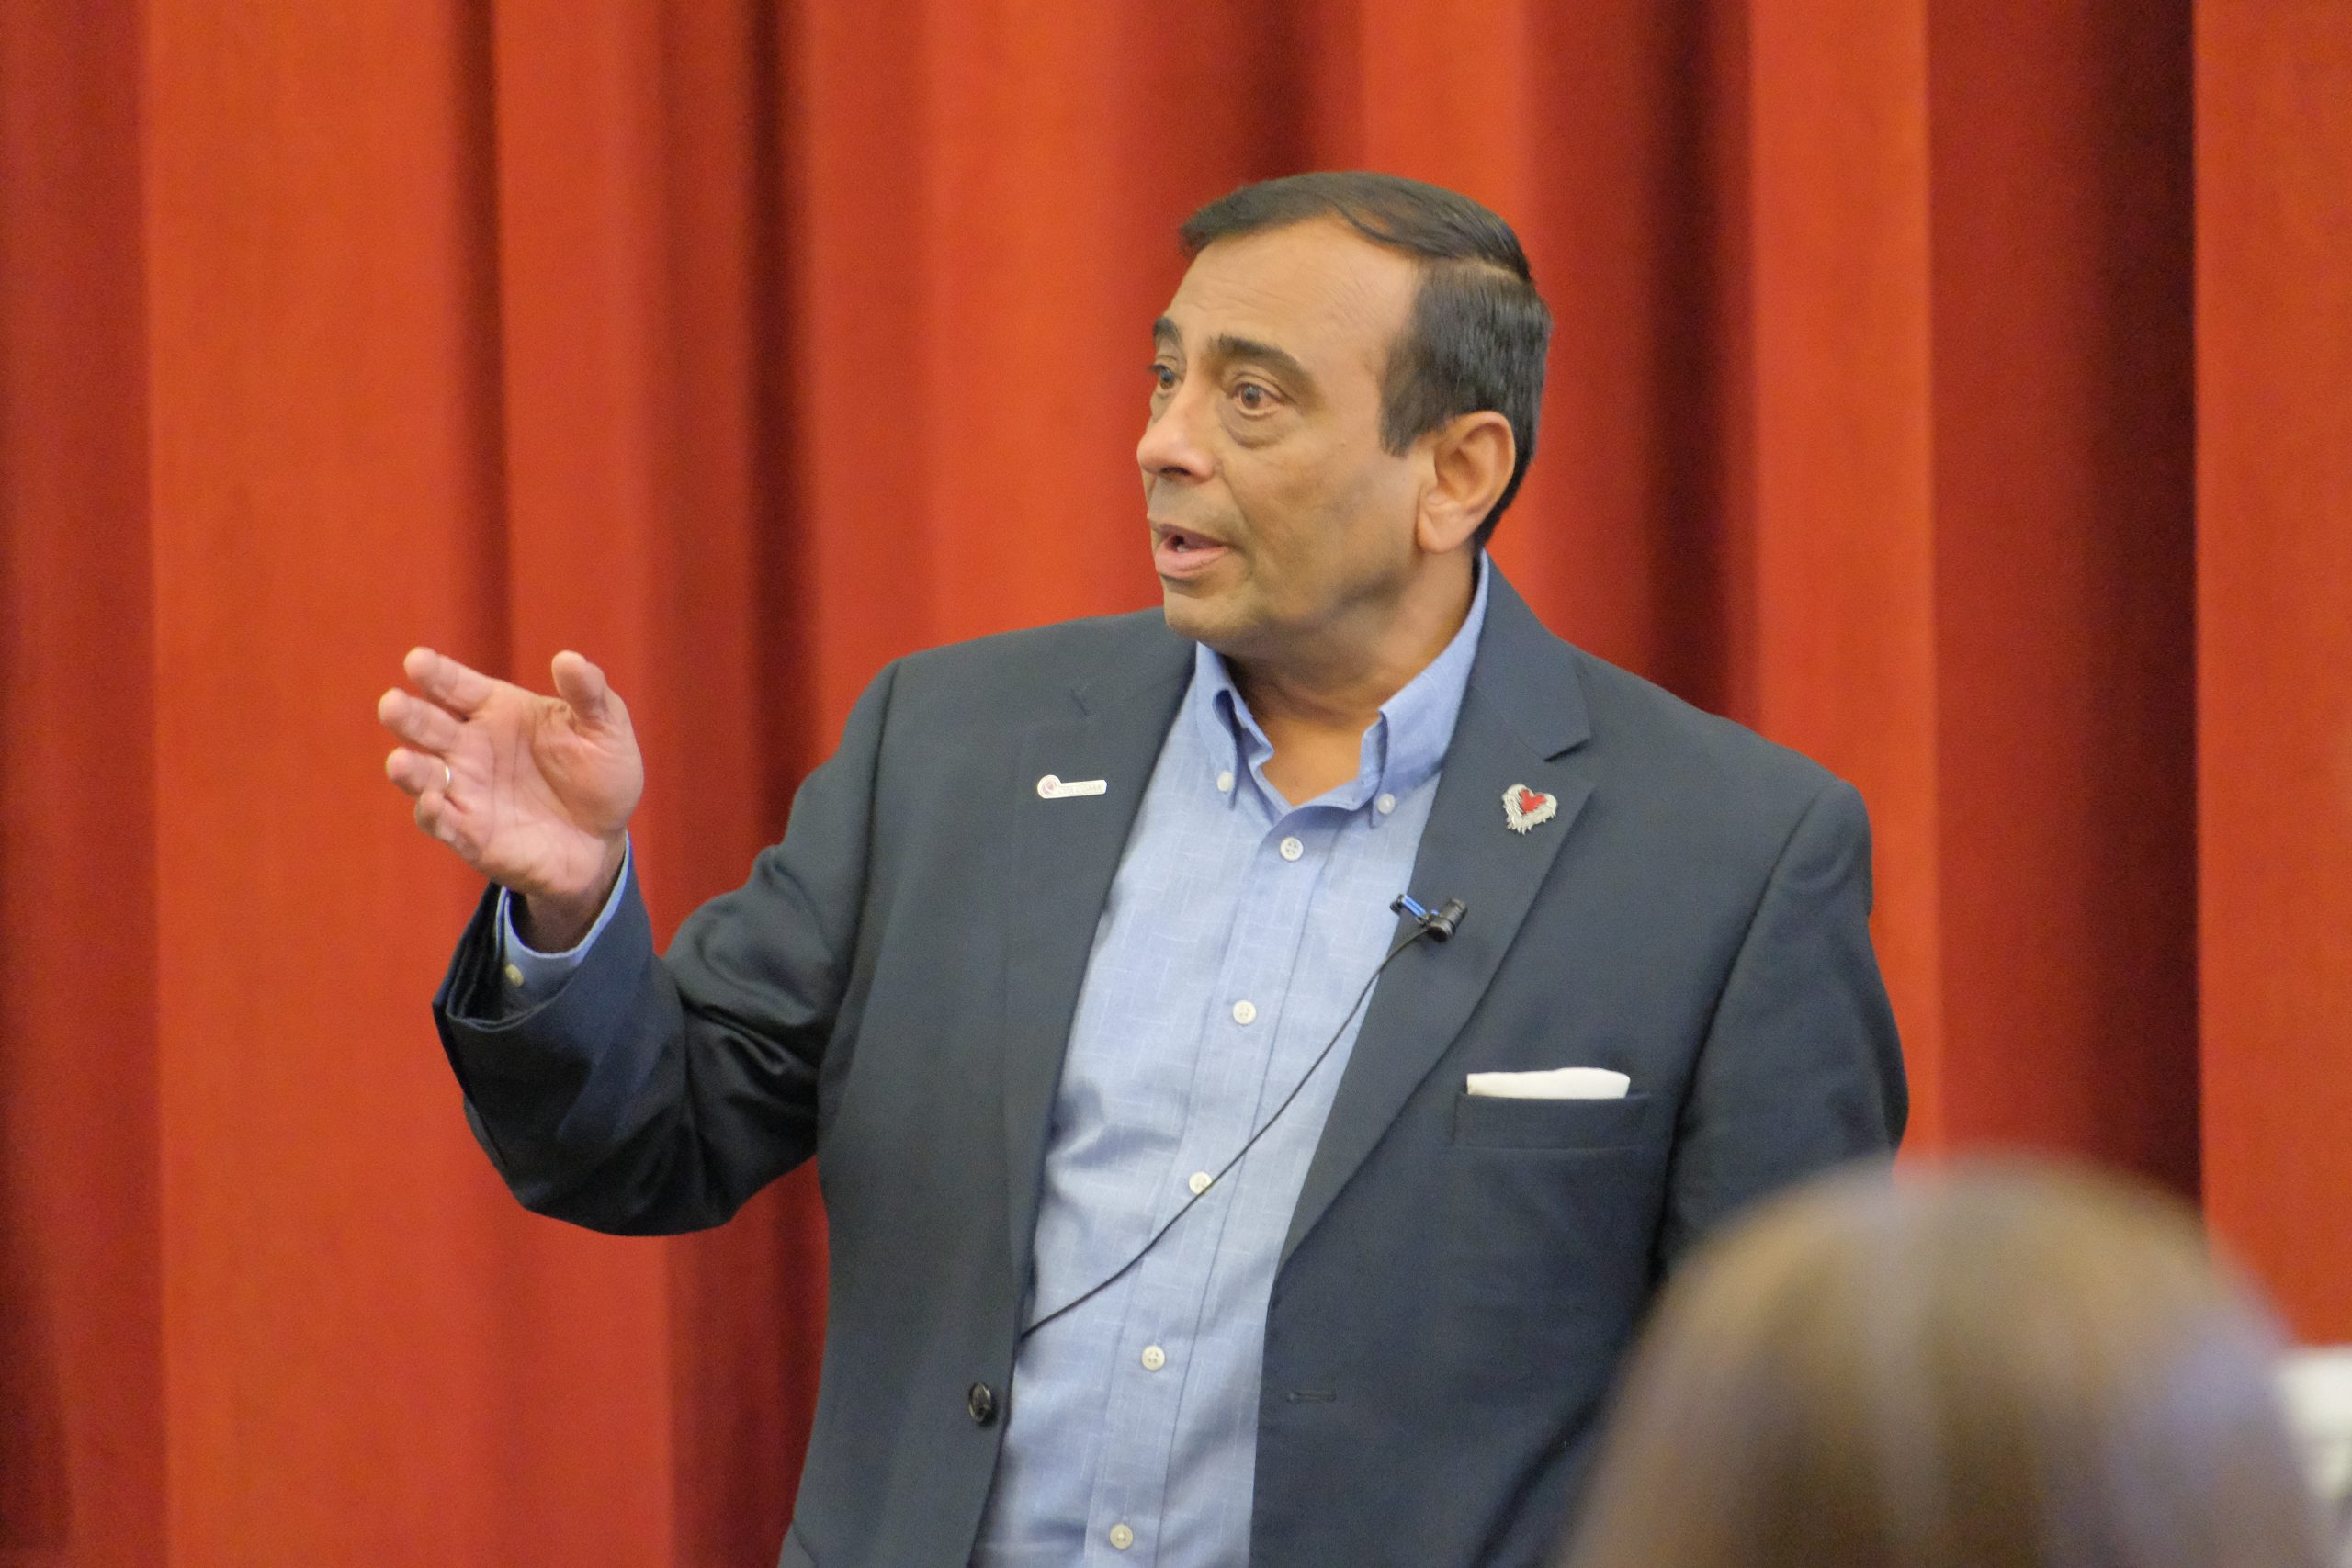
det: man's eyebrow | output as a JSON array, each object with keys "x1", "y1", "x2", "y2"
[
  {"x1": 1155, "y1": 318, "x2": 1317, "y2": 387},
  {"x1": 1151, "y1": 318, "x2": 1320, "y2": 399},
  {"x1": 1205, "y1": 334, "x2": 1316, "y2": 390}
]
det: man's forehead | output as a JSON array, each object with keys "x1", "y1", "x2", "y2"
[{"x1": 1157, "y1": 220, "x2": 1418, "y2": 371}]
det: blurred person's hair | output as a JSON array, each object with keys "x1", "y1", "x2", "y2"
[
  {"x1": 1180, "y1": 172, "x2": 1552, "y2": 547},
  {"x1": 1563, "y1": 1159, "x2": 2330, "y2": 1568}
]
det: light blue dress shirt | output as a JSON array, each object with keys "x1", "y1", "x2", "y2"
[
  {"x1": 501, "y1": 563, "x2": 1489, "y2": 1568},
  {"x1": 972, "y1": 563, "x2": 1488, "y2": 1568}
]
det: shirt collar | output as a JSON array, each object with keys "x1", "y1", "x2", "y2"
[{"x1": 1186, "y1": 553, "x2": 1491, "y2": 813}]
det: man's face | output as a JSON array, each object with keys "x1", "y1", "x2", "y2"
[{"x1": 1139, "y1": 220, "x2": 1428, "y2": 660}]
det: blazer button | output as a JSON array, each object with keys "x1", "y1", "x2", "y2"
[{"x1": 967, "y1": 1382, "x2": 999, "y2": 1426}]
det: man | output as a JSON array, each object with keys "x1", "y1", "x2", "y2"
[{"x1": 379, "y1": 173, "x2": 1904, "y2": 1568}]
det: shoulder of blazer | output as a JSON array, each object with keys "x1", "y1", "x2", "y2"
[
  {"x1": 887, "y1": 606, "x2": 1193, "y2": 726},
  {"x1": 1568, "y1": 648, "x2": 1847, "y2": 805},
  {"x1": 1476, "y1": 568, "x2": 1851, "y2": 817}
]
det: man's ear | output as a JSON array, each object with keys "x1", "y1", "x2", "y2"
[{"x1": 1416, "y1": 412, "x2": 1516, "y2": 553}]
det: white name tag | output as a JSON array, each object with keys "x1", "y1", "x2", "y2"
[{"x1": 1035, "y1": 774, "x2": 1107, "y2": 800}]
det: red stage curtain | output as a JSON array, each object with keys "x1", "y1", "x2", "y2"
[
  {"x1": 0, "y1": 2, "x2": 2339, "y2": 1563},
  {"x1": 2197, "y1": 0, "x2": 2352, "y2": 1345}
]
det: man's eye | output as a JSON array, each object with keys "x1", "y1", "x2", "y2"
[
  {"x1": 1234, "y1": 383, "x2": 1273, "y2": 412},
  {"x1": 1150, "y1": 363, "x2": 1179, "y2": 392}
]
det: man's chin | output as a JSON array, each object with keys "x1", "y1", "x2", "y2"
[
  {"x1": 1159, "y1": 586, "x2": 1272, "y2": 662},
  {"x1": 1159, "y1": 584, "x2": 1236, "y2": 648}
]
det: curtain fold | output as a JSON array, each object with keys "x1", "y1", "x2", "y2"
[
  {"x1": 0, "y1": 2, "x2": 2339, "y2": 1562},
  {"x1": 2196, "y1": 0, "x2": 2352, "y2": 1346},
  {"x1": 0, "y1": 9, "x2": 163, "y2": 1565}
]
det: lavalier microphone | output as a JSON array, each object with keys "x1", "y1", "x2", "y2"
[{"x1": 1390, "y1": 892, "x2": 1468, "y2": 942}]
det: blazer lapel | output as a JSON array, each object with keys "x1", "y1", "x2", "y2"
[
  {"x1": 1282, "y1": 574, "x2": 1595, "y2": 1266},
  {"x1": 1001, "y1": 629, "x2": 1193, "y2": 1273}
]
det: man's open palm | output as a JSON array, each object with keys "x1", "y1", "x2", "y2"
[{"x1": 379, "y1": 647, "x2": 642, "y2": 928}]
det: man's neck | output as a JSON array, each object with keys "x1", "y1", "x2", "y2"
[{"x1": 1230, "y1": 559, "x2": 1476, "y2": 803}]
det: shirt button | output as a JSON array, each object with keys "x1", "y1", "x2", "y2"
[
  {"x1": 1141, "y1": 1345, "x2": 1167, "y2": 1371},
  {"x1": 1375, "y1": 793, "x2": 1396, "y2": 816},
  {"x1": 1231, "y1": 998, "x2": 1257, "y2": 1025},
  {"x1": 1109, "y1": 1523, "x2": 1136, "y2": 1551},
  {"x1": 1279, "y1": 835, "x2": 1305, "y2": 861},
  {"x1": 1189, "y1": 1171, "x2": 1213, "y2": 1196},
  {"x1": 1216, "y1": 769, "x2": 1235, "y2": 794},
  {"x1": 503, "y1": 962, "x2": 526, "y2": 987}
]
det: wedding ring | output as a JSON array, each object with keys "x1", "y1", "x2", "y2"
[{"x1": 440, "y1": 760, "x2": 455, "y2": 794}]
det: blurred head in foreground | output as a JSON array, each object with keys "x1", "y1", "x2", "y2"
[{"x1": 1563, "y1": 1160, "x2": 2328, "y2": 1568}]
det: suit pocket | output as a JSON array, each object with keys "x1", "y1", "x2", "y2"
[{"x1": 1452, "y1": 1089, "x2": 1657, "y2": 1152}]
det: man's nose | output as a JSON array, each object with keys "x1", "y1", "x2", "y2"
[{"x1": 1136, "y1": 386, "x2": 1214, "y2": 482}]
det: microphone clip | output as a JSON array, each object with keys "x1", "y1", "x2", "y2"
[{"x1": 1391, "y1": 892, "x2": 1468, "y2": 942}]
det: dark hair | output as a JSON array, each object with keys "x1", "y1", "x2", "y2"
[
  {"x1": 1180, "y1": 172, "x2": 1552, "y2": 546},
  {"x1": 1563, "y1": 1160, "x2": 2330, "y2": 1568}
]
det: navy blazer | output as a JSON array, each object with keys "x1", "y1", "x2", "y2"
[{"x1": 435, "y1": 570, "x2": 1905, "y2": 1568}]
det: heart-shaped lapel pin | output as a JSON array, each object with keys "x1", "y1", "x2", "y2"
[{"x1": 1501, "y1": 784, "x2": 1557, "y2": 834}]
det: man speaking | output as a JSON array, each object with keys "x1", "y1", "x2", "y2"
[{"x1": 379, "y1": 174, "x2": 1904, "y2": 1568}]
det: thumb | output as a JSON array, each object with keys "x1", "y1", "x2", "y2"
[{"x1": 549, "y1": 650, "x2": 615, "y2": 725}]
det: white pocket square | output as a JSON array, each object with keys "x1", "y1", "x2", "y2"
[{"x1": 1464, "y1": 1067, "x2": 1631, "y2": 1100}]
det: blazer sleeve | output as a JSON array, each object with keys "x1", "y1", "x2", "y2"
[
  {"x1": 433, "y1": 660, "x2": 898, "y2": 1235},
  {"x1": 1656, "y1": 777, "x2": 1908, "y2": 1268}
]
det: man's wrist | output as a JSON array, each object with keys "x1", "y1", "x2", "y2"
[{"x1": 515, "y1": 840, "x2": 628, "y2": 952}]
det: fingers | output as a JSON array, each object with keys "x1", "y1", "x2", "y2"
[
  {"x1": 549, "y1": 650, "x2": 616, "y2": 725},
  {"x1": 386, "y1": 647, "x2": 492, "y2": 865},
  {"x1": 383, "y1": 746, "x2": 451, "y2": 800},
  {"x1": 392, "y1": 746, "x2": 474, "y2": 861},
  {"x1": 412, "y1": 784, "x2": 471, "y2": 856},
  {"x1": 400, "y1": 750, "x2": 479, "y2": 857},
  {"x1": 377, "y1": 685, "x2": 466, "y2": 755},
  {"x1": 402, "y1": 646, "x2": 497, "y2": 719}
]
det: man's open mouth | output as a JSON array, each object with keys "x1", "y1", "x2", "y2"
[{"x1": 1153, "y1": 525, "x2": 1232, "y2": 579}]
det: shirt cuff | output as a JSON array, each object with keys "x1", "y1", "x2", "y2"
[{"x1": 494, "y1": 838, "x2": 634, "y2": 996}]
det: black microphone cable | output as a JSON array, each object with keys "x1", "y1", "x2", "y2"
[{"x1": 1019, "y1": 892, "x2": 1468, "y2": 1340}]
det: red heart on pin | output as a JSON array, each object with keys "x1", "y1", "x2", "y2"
[{"x1": 1502, "y1": 783, "x2": 1558, "y2": 835}]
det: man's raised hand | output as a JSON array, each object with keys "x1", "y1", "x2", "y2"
[{"x1": 379, "y1": 647, "x2": 645, "y2": 948}]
